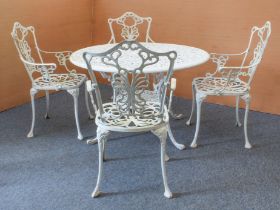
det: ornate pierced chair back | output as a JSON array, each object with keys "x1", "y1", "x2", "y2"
[
  {"x1": 108, "y1": 11, "x2": 154, "y2": 43},
  {"x1": 83, "y1": 41, "x2": 176, "y2": 121},
  {"x1": 239, "y1": 21, "x2": 271, "y2": 84},
  {"x1": 11, "y1": 22, "x2": 45, "y2": 81}
]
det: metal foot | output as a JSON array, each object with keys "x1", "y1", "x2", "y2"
[
  {"x1": 190, "y1": 142, "x2": 198, "y2": 148},
  {"x1": 235, "y1": 122, "x2": 242, "y2": 127},
  {"x1": 87, "y1": 138, "x2": 98, "y2": 144},
  {"x1": 78, "y1": 134, "x2": 83, "y2": 140},
  {"x1": 27, "y1": 131, "x2": 34, "y2": 138},
  {"x1": 91, "y1": 188, "x2": 101, "y2": 198},
  {"x1": 186, "y1": 119, "x2": 192, "y2": 126},
  {"x1": 245, "y1": 142, "x2": 252, "y2": 149},
  {"x1": 164, "y1": 190, "x2": 173, "y2": 199}
]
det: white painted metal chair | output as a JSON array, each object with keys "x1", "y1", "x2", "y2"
[
  {"x1": 100, "y1": 12, "x2": 185, "y2": 150},
  {"x1": 11, "y1": 22, "x2": 93, "y2": 140},
  {"x1": 84, "y1": 41, "x2": 177, "y2": 198},
  {"x1": 186, "y1": 21, "x2": 271, "y2": 149}
]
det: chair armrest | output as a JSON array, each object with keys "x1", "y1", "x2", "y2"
[
  {"x1": 38, "y1": 49, "x2": 72, "y2": 54},
  {"x1": 38, "y1": 49, "x2": 76, "y2": 74},
  {"x1": 206, "y1": 50, "x2": 249, "y2": 78},
  {"x1": 20, "y1": 56, "x2": 57, "y2": 82},
  {"x1": 217, "y1": 63, "x2": 258, "y2": 77},
  {"x1": 20, "y1": 56, "x2": 56, "y2": 67},
  {"x1": 210, "y1": 50, "x2": 248, "y2": 68},
  {"x1": 210, "y1": 50, "x2": 248, "y2": 57}
]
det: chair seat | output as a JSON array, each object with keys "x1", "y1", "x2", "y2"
[
  {"x1": 193, "y1": 77, "x2": 248, "y2": 95},
  {"x1": 33, "y1": 73, "x2": 87, "y2": 90},
  {"x1": 95, "y1": 102, "x2": 168, "y2": 132}
]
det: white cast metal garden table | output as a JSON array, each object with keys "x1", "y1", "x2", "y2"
[
  {"x1": 70, "y1": 42, "x2": 210, "y2": 148},
  {"x1": 70, "y1": 43, "x2": 209, "y2": 73}
]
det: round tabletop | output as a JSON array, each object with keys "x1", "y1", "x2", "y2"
[{"x1": 70, "y1": 42, "x2": 210, "y2": 73}]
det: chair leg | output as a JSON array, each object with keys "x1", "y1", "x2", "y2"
[
  {"x1": 186, "y1": 84, "x2": 195, "y2": 126},
  {"x1": 190, "y1": 93, "x2": 206, "y2": 148},
  {"x1": 85, "y1": 84, "x2": 94, "y2": 120},
  {"x1": 44, "y1": 90, "x2": 50, "y2": 119},
  {"x1": 27, "y1": 88, "x2": 38, "y2": 138},
  {"x1": 168, "y1": 95, "x2": 184, "y2": 120},
  {"x1": 102, "y1": 138, "x2": 108, "y2": 161},
  {"x1": 167, "y1": 123, "x2": 186, "y2": 150},
  {"x1": 92, "y1": 127, "x2": 110, "y2": 198},
  {"x1": 242, "y1": 94, "x2": 252, "y2": 149},
  {"x1": 235, "y1": 96, "x2": 242, "y2": 127},
  {"x1": 67, "y1": 88, "x2": 83, "y2": 140},
  {"x1": 152, "y1": 126, "x2": 172, "y2": 198}
]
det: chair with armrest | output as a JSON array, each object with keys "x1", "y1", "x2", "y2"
[
  {"x1": 84, "y1": 41, "x2": 177, "y2": 198},
  {"x1": 11, "y1": 22, "x2": 93, "y2": 140},
  {"x1": 186, "y1": 21, "x2": 271, "y2": 149}
]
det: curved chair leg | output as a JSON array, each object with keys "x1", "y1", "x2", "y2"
[
  {"x1": 168, "y1": 94, "x2": 184, "y2": 119},
  {"x1": 102, "y1": 138, "x2": 108, "y2": 161},
  {"x1": 44, "y1": 90, "x2": 50, "y2": 119},
  {"x1": 152, "y1": 126, "x2": 172, "y2": 198},
  {"x1": 85, "y1": 85, "x2": 94, "y2": 120},
  {"x1": 186, "y1": 84, "x2": 195, "y2": 126},
  {"x1": 67, "y1": 88, "x2": 83, "y2": 140},
  {"x1": 92, "y1": 127, "x2": 110, "y2": 198},
  {"x1": 27, "y1": 88, "x2": 38, "y2": 138},
  {"x1": 167, "y1": 123, "x2": 186, "y2": 150},
  {"x1": 190, "y1": 93, "x2": 206, "y2": 148},
  {"x1": 242, "y1": 94, "x2": 252, "y2": 149},
  {"x1": 235, "y1": 96, "x2": 242, "y2": 127}
]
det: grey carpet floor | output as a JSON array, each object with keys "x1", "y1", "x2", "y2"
[{"x1": 1, "y1": 85, "x2": 280, "y2": 210}]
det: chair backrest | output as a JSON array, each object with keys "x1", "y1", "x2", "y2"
[
  {"x1": 108, "y1": 11, "x2": 154, "y2": 43},
  {"x1": 83, "y1": 41, "x2": 176, "y2": 121},
  {"x1": 11, "y1": 22, "x2": 44, "y2": 81},
  {"x1": 240, "y1": 21, "x2": 271, "y2": 85}
]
